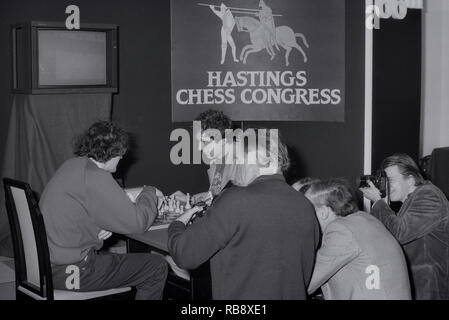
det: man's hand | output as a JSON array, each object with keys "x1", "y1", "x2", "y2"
[
  {"x1": 176, "y1": 206, "x2": 204, "y2": 225},
  {"x1": 192, "y1": 191, "x2": 213, "y2": 205},
  {"x1": 155, "y1": 188, "x2": 165, "y2": 198},
  {"x1": 359, "y1": 180, "x2": 383, "y2": 203},
  {"x1": 171, "y1": 190, "x2": 187, "y2": 202},
  {"x1": 98, "y1": 229, "x2": 112, "y2": 241}
]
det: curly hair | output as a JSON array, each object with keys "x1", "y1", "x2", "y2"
[
  {"x1": 74, "y1": 121, "x2": 129, "y2": 163},
  {"x1": 306, "y1": 178, "x2": 359, "y2": 217},
  {"x1": 195, "y1": 109, "x2": 233, "y2": 137}
]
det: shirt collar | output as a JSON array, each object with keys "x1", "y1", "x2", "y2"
[{"x1": 249, "y1": 173, "x2": 285, "y2": 186}]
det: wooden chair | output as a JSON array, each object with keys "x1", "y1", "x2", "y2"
[{"x1": 3, "y1": 178, "x2": 131, "y2": 300}]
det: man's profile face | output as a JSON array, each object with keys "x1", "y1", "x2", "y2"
[{"x1": 385, "y1": 165, "x2": 412, "y2": 202}]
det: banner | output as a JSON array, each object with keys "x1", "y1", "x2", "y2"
[{"x1": 171, "y1": 0, "x2": 345, "y2": 122}]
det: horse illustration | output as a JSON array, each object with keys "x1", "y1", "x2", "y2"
[{"x1": 235, "y1": 15, "x2": 309, "y2": 66}]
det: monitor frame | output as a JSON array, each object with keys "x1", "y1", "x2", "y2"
[{"x1": 11, "y1": 21, "x2": 118, "y2": 94}]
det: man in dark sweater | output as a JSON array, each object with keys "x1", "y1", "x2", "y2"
[
  {"x1": 168, "y1": 130, "x2": 320, "y2": 299},
  {"x1": 40, "y1": 121, "x2": 168, "y2": 299}
]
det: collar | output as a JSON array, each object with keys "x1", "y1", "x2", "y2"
[{"x1": 249, "y1": 173, "x2": 285, "y2": 186}]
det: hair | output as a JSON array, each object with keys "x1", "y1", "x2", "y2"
[
  {"x1": 292, "y1": 177, "x2": 320, "y2": 194},
  {"x1": 306, "y1": 178, "x2": 359, "y2": 217},
  {"x1": 381, "y1": 153, "x2": 425, "y2": 186},
  {"x1": 242, "y1": 129, "x2": 290, "y2": 172},
  {"x1": 195, "y1": 109, "x2": 233, "y2": 137},
  {"x1": 74, "y1": 120, "x2": 129, "y2": 163}
]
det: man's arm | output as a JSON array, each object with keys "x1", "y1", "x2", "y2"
[
  {"x1": 210, "y1": 5, "x2": 223, "y2": 19},
  {"x1": 308, "y1": 222, "x2": 360, "y2": 294},
  {"x1": 168, "y1": 191, "x2": 234, "y2": 270},
  {"x1": 370, "y1": 187, "x2": 443, "y2": 245},
  {"x1": 86, "y1": 169, "x2": 159, "y2": 234}
]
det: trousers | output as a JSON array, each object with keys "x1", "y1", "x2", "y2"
[{"x1": 52, "y1": 251, "x2": 168, "y2": 300}]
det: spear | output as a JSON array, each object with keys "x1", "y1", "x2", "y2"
[{"x1": 197, "y1": 3, "x2": 282, "y2": 16}]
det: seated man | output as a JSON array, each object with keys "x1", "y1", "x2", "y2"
[
  {"x1": 360, "y1": 153, "x2": 449, "y2": 300},
  {"x1": 39, "y1": 121, "x2": 168, "y2": 300},
  {"x1": 167, "y1": 130, "x2": 320, "y2": 299},
  {"x1": 172, "y1": 109, "x2": 237, "y2": 205},
  {"x1": 306, "y1": 178, "x2": 411, "y2": 300}
]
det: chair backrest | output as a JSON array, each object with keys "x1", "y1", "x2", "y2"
[{"x1": 3, "y1": 178, "x2": 54, "y2": 299}]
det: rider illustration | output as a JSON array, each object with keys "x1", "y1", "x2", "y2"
[
  {"x1": 258, "y1": 0, "x2": 279, "y2": 52},
  {"x1": 210, "y1": 3, "x2": 239, "y2": 64}
]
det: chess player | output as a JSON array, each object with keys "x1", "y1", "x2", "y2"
[
  {"x1": 306, "y1": 178, "x2": 411, "y2": 300},
  {"x1": 39, "y1": 121, "x2": 168, "y2": 299},
  {"x1": 168, "y1": 130, "x2": 320, "y2": 299},
  {"x1": 172, "y1": 109, "x2": 238, "y2": 204}
]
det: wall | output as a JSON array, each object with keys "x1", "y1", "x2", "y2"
[
  {"x1": 372, "y1": 9, "x2": 422, "y2": 169},
  {"x1": 0, "y1": 0, "x2": 366, "y2": 196},
  {"x1": 421, "y1": 0, "x2": 449, "y2": 157}
]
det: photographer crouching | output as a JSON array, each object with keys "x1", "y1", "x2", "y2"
[{"x1": 360, "y1": 153, "x2": 449, "y2": 300}]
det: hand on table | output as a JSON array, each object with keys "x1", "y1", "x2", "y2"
[
  {"x1": 171, "y1": 190, "x2": 187, "y2": 202},
  {"x1": 98, "y1": 229, "x2": 112, "y2": 241}
]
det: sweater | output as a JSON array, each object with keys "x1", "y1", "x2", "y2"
[{"x1": 39, "y1": 157, "x2": 159, "y2": 265}]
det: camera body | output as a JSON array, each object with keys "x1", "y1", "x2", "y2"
[{"x1": 360, "y1": 170, "x2": 389, "y2": 198}]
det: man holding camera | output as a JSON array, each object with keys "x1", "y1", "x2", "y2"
[{"x1": 360, "y1": 153, "x2": 449, "y2": 300}]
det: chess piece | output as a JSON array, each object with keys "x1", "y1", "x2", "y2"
[{"x1": 185, "y1": 193, "x2": 192, "y2": 209}]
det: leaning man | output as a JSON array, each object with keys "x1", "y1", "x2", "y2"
[
  {"x1": 168, "y1": 131, "x2": 320, "y2": 299},
  {"x1": 306, "y1": 179, "x2": 411, "y2": 300},
  {"x1": 361, "y1": 153, "x2": 449, "y2": 300}
]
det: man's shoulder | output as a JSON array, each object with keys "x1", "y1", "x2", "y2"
[
  {"x1": 408, "y1": 182, "x2": 449, "y2": 207},
  {"x1": 339, "y1": 212, "x2": 386, "y2": 236},
  {"x1": 325, "y1": 218, "x2": 353, "y2": 235},
  {"x1": 415, "y1": 182, "x2": 444, "y2": 196}
]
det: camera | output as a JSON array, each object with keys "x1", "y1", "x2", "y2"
[{"x1": 359, "y1": 170, "x2": 389, "y2": 198}]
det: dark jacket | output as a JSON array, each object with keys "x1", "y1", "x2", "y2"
[
  {"x1": 168, "y1": 174, "x2": 320, "y2": 300},
  {"x1": 371, "y1": 182, "x2": 449, "y2": 299}
]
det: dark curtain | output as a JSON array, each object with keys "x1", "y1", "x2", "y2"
[{"x1": 0, "y1": 94, "x2": 111, "y2": 257}]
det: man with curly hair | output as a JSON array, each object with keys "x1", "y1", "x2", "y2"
[
  {"x1": 39, "y1": 121, "x2": 168, "y2": 300},
  {"x1": 173, "y1": 109, "x2": 237, "y2": 205}
]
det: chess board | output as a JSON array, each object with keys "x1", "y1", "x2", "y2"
[
  {"x1": 148, "y1": 195, "x2": 191, "y2": 230},
  {"x1": 149, "y1": 212, "x2": 182, "y2": 230}
]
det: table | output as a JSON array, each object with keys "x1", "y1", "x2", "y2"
[{"x1": 126, "y1": 228, "x2": 212, "y2": 300}]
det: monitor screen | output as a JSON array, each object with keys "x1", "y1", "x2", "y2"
[{"x1": 38, "y1": 30, "x2": 107, "y2": 86}]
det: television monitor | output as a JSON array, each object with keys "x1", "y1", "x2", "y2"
[{"x1": 11, "y1": 21, "x2": 118, "y2": 94}]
